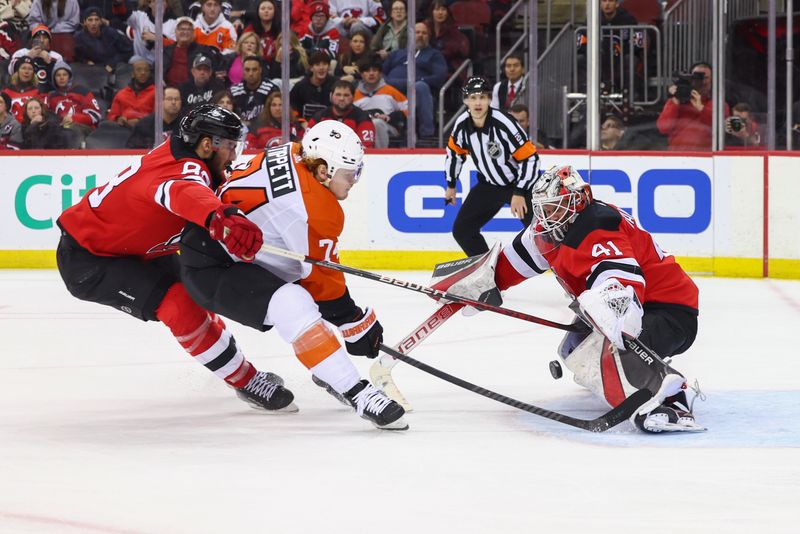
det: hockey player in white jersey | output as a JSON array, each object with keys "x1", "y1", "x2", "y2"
[{"x1": 178, "y1": 120, "x2": 408, "y2": 430}]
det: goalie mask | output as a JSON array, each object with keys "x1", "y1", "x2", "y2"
[
  {"x1": 301, "y1": 120, "x2": 365, "y2": 187},
  {"x1": 530, "y1": 165, "x2": 592, "y2": 249}
]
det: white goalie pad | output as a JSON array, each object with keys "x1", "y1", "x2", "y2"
[
  {"x1": 430, "y1": 242, "x2": 503, "y2": 315},
  {"x1": 562, "y1": 331, "x2": 640, "y2": 408},
  {"x1": 577, "y1": 278, "x2": 643, "y2": 350}
]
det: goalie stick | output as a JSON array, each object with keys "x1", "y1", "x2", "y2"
[
  {"x1": 379, "y1": 343, "x2": 653, "y2": 432},
  {"x1": 257, "y1": 243, "x2": 582, "y2": 332},
  {"x1": 370, "y1": 302, "x2": 464, "y2": 411}
]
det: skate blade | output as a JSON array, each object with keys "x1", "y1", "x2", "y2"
[
  {"x1": 244, "y1": 401, "x2": 299, "y2": 414},
  {"x1": 372, "y1": 416, "x2": 409, "y2": 431},
  {"x1": 643, "y1": 419, "x2": 707, "y2": 433}
]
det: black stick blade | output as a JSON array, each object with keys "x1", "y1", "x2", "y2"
[{"x1": 379, "y1": 343, "x2": 653, "y2": 433}]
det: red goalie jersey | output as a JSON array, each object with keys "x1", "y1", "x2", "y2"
[
  {"x1": 496, "y1": 200, "x2": 699, "y2": 312},
  {"x1": 57, "y1": 138, "x2": 222, "y2": 259}
]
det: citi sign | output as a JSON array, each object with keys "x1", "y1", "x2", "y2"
[{"x1": 387, "y1": 169, "x2": 711, "y2": 235}]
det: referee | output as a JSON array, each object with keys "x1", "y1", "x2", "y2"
[{"x1": 445, "y1": 77, "x2": 540, "y2": 256}]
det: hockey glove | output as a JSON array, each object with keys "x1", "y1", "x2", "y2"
[
  {"x1": 339, "y1": 307, "x2": 383, "y2": 358},
  {"x1": 577, "y1": 279, "x2": 643, "y2": 350},
  {"x1": 429, "y1": 242, "x2": 503, "y2": 316},
  {"x1": 207, "y1": 204, "x2": 263, "y2": 262}
]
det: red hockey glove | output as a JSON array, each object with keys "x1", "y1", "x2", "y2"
[
  {"x1": 339, "y1": 307, "x2": 383, "y2": 358},
  {"x1": 207, "y1": 204, "x2": 263, "y2": 262}
]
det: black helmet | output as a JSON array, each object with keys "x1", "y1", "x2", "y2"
[
  {"x1": 178, "y1": 104, "x2": 243, "y2": 145},
  {"x1": 461, "y1": 77, "x2": 491, "y2": 98}
]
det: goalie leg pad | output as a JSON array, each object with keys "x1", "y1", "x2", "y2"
[
  {"x1": 563, "y1": 332, "x2": 636, "y2": 407},
  {"x1": 564, "y1": 331, "x2": 679, "y2": 408}
]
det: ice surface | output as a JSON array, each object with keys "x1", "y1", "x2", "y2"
[{"x1": 1, "y1": 270, "x2": 799, "y2": 533}]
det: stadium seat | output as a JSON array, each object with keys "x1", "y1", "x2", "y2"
[
  {"x1": 70, "y1": 64, "x2": 110, "y2": 94},
  {"x1": 450, "y1": 0, "x2": 491, "y2": 33},
  {"x1": 621, "y1": 0, "x2": 663, "y2": 25},
  {"x1": 450, "y1": 0, "x2": 491, "y2": 54},
  {"x1": 85, "y1": 121, "x2": 131, "y2": 149},
  {"x1": 113, "y1": 62, "x2": 133, "y2": 91},
  {"x1": 50, "y1": 33, "x2": 75, "y2": 63}
]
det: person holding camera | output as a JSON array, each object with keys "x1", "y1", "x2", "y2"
[
  {"x1": 656, "y1": 61, "x2": 728, "y2": 151},
  {"x1": 7, "y1": 24, "x2": 63, "y2": 92},
  {"x1": 724, "y1": 102, "x2": 762, "y2": 149}
]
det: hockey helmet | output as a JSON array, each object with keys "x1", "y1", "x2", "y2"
[
  {"x1": 461, "y1": 76, "x2": 491, "y2": 99},
  {"x1": 179, "y1": 104, "x2": 244, "y2": 148},
  {"x1": 530, "y1": 165, "x2": 592, "y2": 242},
  {"x1": 301, "y1": 120, "x2": 364, "y2": 183}
]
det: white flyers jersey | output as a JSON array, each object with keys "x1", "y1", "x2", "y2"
[{"x1": 218, "y1": 142, "x2": 348, "y2": 302}]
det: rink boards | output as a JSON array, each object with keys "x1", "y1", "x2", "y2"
[{"x1": 0, "y1": 149, "x2": 797, "y2": 279}]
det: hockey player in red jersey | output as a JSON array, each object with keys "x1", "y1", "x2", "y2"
[
  {"x1": 178, "y1": 120, "x2": 408, "y2": 430},
  {"x1": 56, "y1": 104, "x2": 296, "y2": 413},
  {"x1": 485, "y1": 165, "x2": 704, "y2": 432}
]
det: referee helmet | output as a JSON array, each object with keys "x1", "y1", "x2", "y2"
[{"x1": 461, "y1": 77, "x2": 491, "y2": 98}]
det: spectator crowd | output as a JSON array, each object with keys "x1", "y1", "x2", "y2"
[
  {"x1": 0, "y1": 0, "x2": 769, "y2": 151},
  {"x1": 0, "y1": 0, "x2": 483, "y2": 150}
]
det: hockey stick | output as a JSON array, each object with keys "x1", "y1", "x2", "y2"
[
  {"x1": 370, "y1": 302, "x2": 464, "y2": 411},
  {"x1": 257, "y1": 243, "x2": 582, "y2": 332},
  {"x1": 379, "y1": 343, "x2": 652, "y2": 432}
]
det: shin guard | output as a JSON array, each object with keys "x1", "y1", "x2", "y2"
[
  {"x1": 564, "y1": 332, "x2": 677, "y2": 407},
  {"x1": 156, "y1": 283, "x2": 255, "y2": 388}
]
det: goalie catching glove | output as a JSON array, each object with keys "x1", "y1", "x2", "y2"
[
  {"x1": 577, "y1": 278, "x2": 643, "y2": 350},
  {"x1": 207, "y1": 204, "x2": 264, "y2": 262},
  {"x1": 339, "y1": 307, "x2": 384, "y2": 358}
]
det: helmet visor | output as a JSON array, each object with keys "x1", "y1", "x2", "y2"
[
  {"x1": 215, "y1": 137, "x2": 244, "y2": 160},
  {"x1": 333, "y1": 161, "x2": 363, "y2": 184}
]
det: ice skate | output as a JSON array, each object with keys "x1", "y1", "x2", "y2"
[
  {"x1": 343, "y1": 379, "x2": 408, "y2": 430},
  {"x1": 312, "y1": 374, "x2": 350, "y2": 406},
  {"x1": 236, "y1": 371, "x2": 298, "y2": 413},
  {"x1": 631, "y1": 374, "x2": 706, "y2": 433}
]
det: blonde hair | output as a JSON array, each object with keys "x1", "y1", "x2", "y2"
[
  {"x1": 237, "y1": 32, "x2": 263, "y2": 58},
  {"x1": 276, "y1": 31, "x2": 309, "y2": 72}
]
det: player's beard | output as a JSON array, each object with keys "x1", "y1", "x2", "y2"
[{"x1": 208, "y1": 152, "x2": 231, "y2": 188}]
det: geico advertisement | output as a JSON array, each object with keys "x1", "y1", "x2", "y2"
[
  {"x1": 367, "y1": 153, "x2": 717, "y2": 255},
  {"x1": 3, "y1": 152, "x2": 720, "y2": 256}
]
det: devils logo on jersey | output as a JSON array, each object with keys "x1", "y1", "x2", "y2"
[{"x1": 145, "y1": 233, "x2": 183, "y2": 256}]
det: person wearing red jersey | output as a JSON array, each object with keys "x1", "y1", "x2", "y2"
[
  {"x1": 468, "y1": 165, "x2": 704, "y2": 433},
  {"x1": 245, "y1": 91, "x2": 303, "y2": 150},
  {"x1": 2, "y1": 56, "x2": 42, "y2": 123},
  {"x1": 307, "y1": 79, "x2": 375, "y2": 148},
  {"x1": 46, "y1": 61, "x2": 102, "y2": 145},
  {"x1": 55, "y1": 104, "x2": 296, "y2": 413},
  {"x1": 178, "y1": 120, "x2": 407, "y2": 430},
  {"x1": 298, "y1": 1, "x2": 341, "y2": 59}
]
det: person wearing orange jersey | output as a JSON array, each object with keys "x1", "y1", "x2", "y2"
[
  {"x1": 193, "y1": 0, "x2": 237, "y2": 54},
  {"x1": 179, "y1": 120, "x2": 408, "y2": 430}
]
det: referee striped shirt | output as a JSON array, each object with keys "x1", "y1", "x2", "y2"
[{"x1": 445, "y1": 107, "x2": 540, "y2": 194}]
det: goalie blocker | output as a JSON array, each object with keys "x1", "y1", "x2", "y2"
[{"x1": 429, "y1": 242, "x2": 504, "y2": 315}]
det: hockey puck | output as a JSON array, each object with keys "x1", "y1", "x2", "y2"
[{"x1": 549, "y1": 360, "x2": 563, "y2": 380}]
